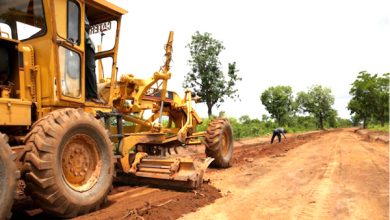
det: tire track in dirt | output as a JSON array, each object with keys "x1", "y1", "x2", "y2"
[
  {"x1": 293, "y1": 133, "x2": 341, "y2": 220},
  {"x1": 352, "y1": 134, "x2": 388, "y2": 180},
  {"x1": 348, "y1": 133, "x2": 389, "y2": 220},
  {"x1": 182, "y1": 129, "x2": 388, "y2": 220},
  {"x1": 342, "y1": 132, "x2": 389, "y2": 220},
  {"x1": 181, "y1": 131, "x2": 332, "y2": 219},
  {"x1": 293, "y1": 130, "x2": 389, "y2": 220}
]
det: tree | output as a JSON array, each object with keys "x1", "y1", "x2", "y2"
[
  {"x1": 218, "y1": 111, "x2": 226, "y2": 118},
  {"x1": 348, "y1": 71, "x2": 379, "y2": 128},
  {"x1": 261, "y1": 114, "x2": 270, "y2": 122},
  {"x1": 184, "y1": 31, "x2": 241, "y2": 117},
  {"x1": 297, "y1": 85, "x2": 335, "y2": 129},
  {"x1": 375, "y1": 73, "x2": 389, "y2": 126},
  {"x1": 348, "y1": 71, "x2": 389, "y2": 128},
  {"x1": 335, "y1": 117, "x2": 353, "y2": 128},
  {"x1": 260, "y1": 85, "x2": 295, "y2": 126},
  {"x1": 326, "y1": 109, "x2": 338, "y2": 128},
  {"x1": 239, "y1": 115, "x2": 251, "y2": 124}
]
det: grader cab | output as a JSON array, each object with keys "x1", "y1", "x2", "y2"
[{"x1": 0, "y1": 0, "x2": 234, "y2": 218}]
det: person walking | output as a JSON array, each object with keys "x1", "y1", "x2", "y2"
[{"x1": 271, "y1": 127, "x2": 287, "y2": 144}]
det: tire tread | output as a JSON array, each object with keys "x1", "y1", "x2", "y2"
[
  {"x1": 0, "y1": 133, "x2": 19, "y2": 220},
  {"x1": 23, "y1": 108, "x2": 113, "y2": 218},
  {"x1": 204, "y1": 118, "x2": 234, "y2": 168}
]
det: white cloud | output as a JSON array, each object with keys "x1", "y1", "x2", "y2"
[{"x1": 109, "y1": 0, "x2": 390, "y2": 119}]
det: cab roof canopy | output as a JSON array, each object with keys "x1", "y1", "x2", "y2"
[{"x1": 86, "y1": 0, "x2": 127, "y2": 24}]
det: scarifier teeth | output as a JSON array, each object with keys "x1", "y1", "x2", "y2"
[{"x1": 130, "y1": 157, "x2": 214, "y2": 189}]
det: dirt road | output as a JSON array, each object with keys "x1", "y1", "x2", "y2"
[
  {"x1": 182, "y1": 129, "x2": 389, "y2": 220},
  {"x1": 12, "y1": 129, "x2": 389, "y2": 219}
]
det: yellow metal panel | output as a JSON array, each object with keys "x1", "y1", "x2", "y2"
[
  {"x1": 88, "y1": 0, "x2": 128, "y2": 15},
  {"x1": 54, "y1": 0, "x2": 67, "y2": 39},
  {"x1": 0, "y1": 99, "x2": 31, "y2": 125},
  {"x1": 119, "y1": 133, "x2": 165, "y2": 173},
  {"x1": 18, "y1": 44, "x2": 35, "y2": 101}
]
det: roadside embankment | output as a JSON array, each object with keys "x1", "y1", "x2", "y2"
[{"x1": 355, "y1": 128, "x2": 389, "y2": 143}]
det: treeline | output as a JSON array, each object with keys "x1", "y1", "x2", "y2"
[
  {"x1": 195, "y1": 71, "x2": 389, "y2": 140},
  {"x1": 181, "y1": 32, "x2": 388, "y2": 133},
  {"x1": 260, "y1": 84, "x2": 338, "y2": 129},
  {"x1": 197, "y1": 114, "x2": 351, "y2": 140}
]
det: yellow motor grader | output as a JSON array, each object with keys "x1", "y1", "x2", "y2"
[{"x1": 0, "y1": 0, "x2": 234, "y2": 218}]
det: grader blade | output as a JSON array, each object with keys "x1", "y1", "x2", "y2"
[{"x1": 130, "y1": 156, "x2": 214, "y2": 189}]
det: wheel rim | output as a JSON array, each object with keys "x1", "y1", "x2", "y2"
[
  {"x1": 61, "y1": 134, "x2": 101, "y2": 192},
  {"x1": 221, "y1": 130, "x2": 229, "y2": 156}
]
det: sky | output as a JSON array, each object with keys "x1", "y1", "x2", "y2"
[{"x1": 108, "y1": 0, "x2": 390, "y2": 120}]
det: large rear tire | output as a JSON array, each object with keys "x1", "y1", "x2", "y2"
[
  {"x1": 23, "y1": 109, "x2": 114, "y2": 218},
  {"x1": 0, "y1": 133, "x2": 19, "y2": 220},
  {"x1": 204, "y1": 118, "x2": 234, "y2": 168}
]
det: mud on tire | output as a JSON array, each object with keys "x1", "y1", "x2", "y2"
[
  {"x1": 23, "y1": 108, "x2": 114, "y2": 218},
  {"x1": 204, "y1": 118, "x2": 234, "y2": 168},
  {"x1": 0, "y1": 133, "x2": 19, "y2": 220}
]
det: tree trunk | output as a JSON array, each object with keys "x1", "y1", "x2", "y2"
[
  {"x1": 318, "y1": 112, "x2": 324, "y2": 130},
  {"x1": 207, "y1": 102, "x2": 213, "y2": 117},
  {"x1": 277, "y1": 117, "x2": 281, "y2": 127},
  {"x1": 363, "y1": 116, "x2": 367, "y2": 129},
  {"x1": 380, "y1": 111, "x2": 385, "y2": 127},
  {"x1": 208, "y1": 107, "x2": 212, "y2": 117}
]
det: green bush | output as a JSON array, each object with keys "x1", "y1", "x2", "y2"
[
  {"x1": 368, "y1": 123, "x2": 389, "y2": 132},
  {"x1": 195, "y1": 114, "x2": 353, "y2": 140}
]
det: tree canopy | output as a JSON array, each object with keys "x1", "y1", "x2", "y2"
[
  {"x1": 260, "y1": 85, "x2": 295, "y2": 126},
  {"x1": 183, "y1": 31, "x2": 241, "y2": 116},
  {"x1": 376, "y1": 73, "x2": 389, "y2": 126},
  {"x1": 297, "y1": 85, "x2": 335, "y2": 129},
  {"x1": 348, "y1": 71, "x2": 389, "y2": 128}
]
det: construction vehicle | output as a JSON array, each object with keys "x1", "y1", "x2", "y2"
[{"x1": 0, "y1": 0, "x2": 234, "y2": 218}]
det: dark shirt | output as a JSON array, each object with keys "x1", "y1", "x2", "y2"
[
  {"x1": 274, "y1": 128, "x2": 285, "y2": 134},
  {"x1": 85, "y1": 16, "x2": 95, "y2": 51}
]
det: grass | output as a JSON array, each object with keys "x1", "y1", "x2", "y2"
[{"x1": 367, "y1": 123, "x2": 389, "y2": 132}]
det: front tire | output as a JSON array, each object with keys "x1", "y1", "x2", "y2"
[
  {"x1": 204, "y1": 118, "x2": 234, "y2": 168},
  {"x1": 24, "y1": 109, "x2": 114, "y2": 218},
  {"x1": 0, "y1": 133, "x2": 19, "y2": 220}
]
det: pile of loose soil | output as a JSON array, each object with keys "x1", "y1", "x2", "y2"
[
  {"x1": 355, "y1": 129, "x2": 389, "y2": 143},
  {"x1": 11, "y1": 179, "x2": 221, "y2": 220},
  {"x1": 137, "y1": 184, "x2": 221, "y2": 220},
  {"x1": 229, "y1": 132, "x2": 325, "y2": 166},
  {"x1": 75, "y1": 184, "x2": 221, "y2": 220}
]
